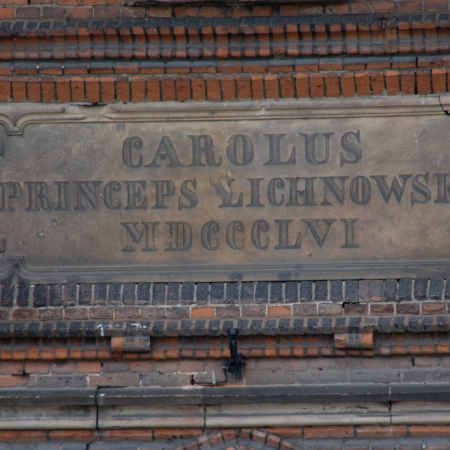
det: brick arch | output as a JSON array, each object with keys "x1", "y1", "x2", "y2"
[{"x1": 165, "y1": 429, "x2": 305, "y2": 450}]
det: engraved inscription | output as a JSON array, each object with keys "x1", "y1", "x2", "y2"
[{"x1": 1, "y1": 106, "x2": 450, "y2": 283}]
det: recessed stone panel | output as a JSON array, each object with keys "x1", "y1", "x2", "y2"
[{"x1": 0, "y1": 98, "x2": 449, "y2": 283}]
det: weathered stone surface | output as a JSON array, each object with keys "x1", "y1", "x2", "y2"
[{"x1": 1, "y1": 98, "x2": 450, "y2": 283}]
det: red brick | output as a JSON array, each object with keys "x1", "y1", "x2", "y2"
[
  {"x1": 374, "y1": 2, "x2": 397, "y2": 13},
  {"x1": 0, "y1": 0, "x2": 27, "y2": 3},
  {"x1": 0, "y1": 8, "x2": 14, "y2": 18},
  {"x1": 103, "y1": 430, "x2": 154, "y2": 441},
  {"x1": 191, "y1": 307, "x2": 214, "y2": 318},
  {"x1": 0, "y1": 362, "x2": 23, "y2": 375},
  {"x1": 146, "y1": 6, "x2": 171, "y2": 17},
  {"x1": 154, "y1": 429, "x2": 203, "y2": 439},
  {"x1": 250, "y1": 75, "x2": 264, "y2": 100},
  {"x1": 16, "y1": 7, "x2": 40, "y2": 18},
  {"x1": 221, "y1": 75, "x2": 236, "y2": 101},
  {"x1": 0, "y1": 376, "x2": 29, "y2": 387},
  {"x1": 268, "y1": 305, "x2": 292, "y2": 317},
  {"x1": 201, "y1": 6, "x2": 224, "y2": 17},
  {"x1": 76, "y1": 362, "x2": 101, "y2": 373},
  {"x1": 206, "y1": 76, "x2": 221, "y2": 101},
  {"x1": 130, "y1": 76, "x2": 145, "y2": 102},
  {"x1": 304, "y1": 426, "x2": 354, "y2": 439},
  {"x1": 264, "y1": 74, "x2": 279, "y2": 99},
  {"x1": 326, "y1": 4, "x2": 349, "y2": 14},
  {"x1": 385, "y1": 71, "x2": 400, "y2": 96},
  {"x1": 401, "y1": 71, "x2": 415, "y2": 95},
  {"x1": 355, "y1": 72, "x2": 370, "y2": 96},
  {"x1": 265, "y1": 428, "x2": 303, "y2": 438},
  {"x1": 191, "y1": 75, "x2": 206, "y2": 101},
  {"x1": 295, "y1": 73, "x2": 309, "y2": 98},
  {"x1": 0, "y1": 431, "x2": 47, "y2": 442},
  {"x1": 145, "y1": 77, "x2": 160, "y2": 102},
  {"x1": 417, "y1": 69, "x2": 431, "y2": 94},
  {"x1": 11, "y1": 79, "x2": 26, "y2": 102},
  {"x1": 226, "y1": 6, "x2": 250, "y2": 17},
  {"x1": 371, "y1": 71, "x2": 385, "y2": 95},
  {"x1": 279, "y1": 4, "x2": 300, "y2": 16},
  {"x1": 56, "y1": 0, "x2": 103, "y2": 5},
  {"x1": 344, "y1": 304, "x2": 368, "y2": 315},
  {"x1": 324, "y1": 73, "x2": 339, "y2": 97},
  {"x1": 303, "y1": 4, "x2": 324, "y2": 15},
  {"x1": 100, "y1": 77, "x2": 115, "y2": 103},
  {"x1": 27, "y1": 79, "x2": 41, "y2": 102},
  {"x1": 129, "y1": 361, "x2": 153, "y2": 373},
  {"x1": 116, "y1": 76, "x2": 130, "y2": 102},
  {"x1": 399, "y1": 1, "x2": 422, "y2": 12},
  {"x1": 424, "y1": 0, "x2": 448, "y2": 11},
  {"x1": 56, "y1": 77, "x2": 70, "y2": 102},
  {"x1": 85, "y1": 77, "x2": 100, "y2": 103},
  {"x1": 310, "y1": 73, "x2": 324, "y2": 98},
  {"x1": 253, "y1": 5, "x2": 272, "y2": 16},
  {"x1": 356, "y1": 426, "x2": 407, "y2": 438},
  {"x1": 410, "y1": 426, "x2": 450, "y2": 437},
  {"x1": 174, "y1": 6, "x2": 199, "y2": 17},
  {"x1": 67, "y1": 7, "x2": 92, "y2": 19},
  {"x1": 41, "y1": 77, "x2": 55, "y2": 102},
  {"x1": 52, "y1": 362, "x2": 76, "y2": 374},
  {"x1": 70, "y1": 77, "x2": 85, "y2": 102},
  {"x1": 49, "y1": 430, "x2": 96, "y2": 440},
  {"x1": 235, "y1": 74, "x2": 250, "y2": 99},
  {"x1": 371, "y1": 304, "x2": 394, "y2": 315},
  {"x1": 432, "y1": 68, "x2": 447, "y2": 93},
  {"x1": 94, "y1": 6, "x2": 120, "y2": 19},
  {"x1": 423, "y1": 302, "x2": 446, "y2": 314},
  {"x1": 24, "y1": 363, "x2": 49, "y2": 374},
  {"x1": 175, "y1": 75, "x2": 190, "y2": 101},
  {"x1": 279, "y1": 74, "x2": 294, "y2": 98},
  {"x1": 12, "y1": 309, "x2": 36, "y2": 321},
  {"x1": 161, "y1": 77, "x2": 176, "y2": 101},
  {"x1": 351, "y1": 3, "x2": 372, "y2": 14}
]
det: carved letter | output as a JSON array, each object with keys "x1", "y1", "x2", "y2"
[
  {"x1": 340, "y1": 130, "x2": 361, "y2": 167},
  {"x1": 434, "y1": 173, "x2": 450, "y2": 203},
  {"x1": 340, "y1": 219, "x2": 359, "y2": 248},
  {"x1": 321, "y1": 177, "x2": 348, "y2": 205},
  {"x1": 300, "y1": 132, "x2": 334, "y2": 165},
  {"x1": 286, "y1": 177, "x2": 317, "y2": 206},
  {"x1": 371, "y1": 175, "x2": 412, "y2": 203},
  {"x1": 188, "y1": 135, "x2": 221, "y2": 167},
  {"x1": 247, "y1": 178, "x2": 264, "y2": 207},
  {"x1": 0, "y1": 182, "x2": 21, "y2": 212},
  {"x1": 121, "y1": 222, "x2": 159, "y2": 252},
  {"x1": 104, "y1": 181, "x2": 122, "y2": 210},
  {"x1": 251, "y1": 220, "x2": 269, "y2": 249},
  {"x1": 124, "y1": 181, "x2": 147, "y2": 210},
  {"x1": 263, "y1": 134, "x2": 295, "y2": 165},
  {"x1": 201, "y1": 221, "x2": 220, "y2": 250},
  {"x1": 267, "y1": 178, "x2": 285, "y2": 206},
  {"x1": 178, "y1": 179, "x2": 198, "y2": 210},
  {"x1": 301, "y1": 219, "x2": 335, "y2": 248},
  {"x1": 274, "y1": 219, "x2": 301, "y2": 249},
  {"x1": 26, "y1": 182, "x2": 53, "y2": 211},
  {"x1": 74, "y1": 182, "x2": 102, "y2": 211},
  {"x1": 55, "y1": 182, "x2": 69, "y2": 211},
  {"x1": 152, "y1": 180, "x2": 175, "y2": 209},
  {"x1": 146, "y1": 136, "x2": 184, "y2": 167},
  {"x1": 411, "y1": 173, "x2": 431, "y2": 206},
  {"x1": 166, "y1": 222, "x2": 192, "y2": 251},
  {"x1": 350, "y1": 176, "x2": 371, "y2": 205},
  {"x1": 226, "y1": 135, "x2": 254, "y2": 166},
  {"x1": 122, "y1": 137, "x2": 143, "y2": 168},
  {"x1": 226, "y1": 220, "x2": 244, "y2": 250}
]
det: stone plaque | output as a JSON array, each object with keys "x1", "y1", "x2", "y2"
[{"x1": 1, "y1": 97, "x2": 450, "y2": 283}]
